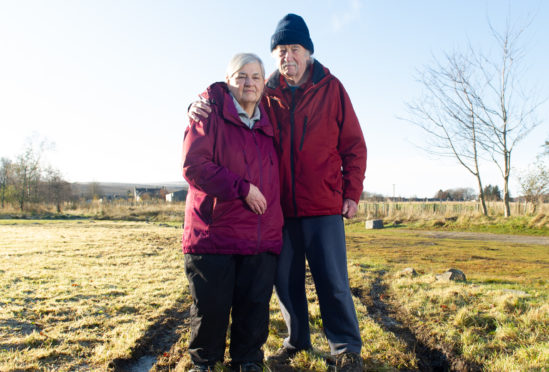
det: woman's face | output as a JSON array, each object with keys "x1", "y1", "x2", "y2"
[{"x1": 226, "y1": 62, "x2": 264, "y2": 107}]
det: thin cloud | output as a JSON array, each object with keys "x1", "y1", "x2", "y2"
[{"x1": 331, "y1": 0, "x2": 362, "y2": 31}]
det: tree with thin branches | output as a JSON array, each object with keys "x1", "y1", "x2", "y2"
[
  {"x1": 44, "y1": 167, "x2": 72, "y2": 213},
  {"x1": 517, "y1": 156, "x2": 548, "y2": 212},
  {"x1": 406, "y1": 17, "x2": 543, "y2": 217},
  {"x1": 0, "y1": 157, "x2": 12, "y2": 208},
  {"x1": 473, "y1": 20, "x2": 543, "y2": 216},
  {"x1": 406, "y1": 51, "x2": 489, "y2": 215},
  {"x1": 13, "y1": 146, "x2": 42, "y2": 210}
]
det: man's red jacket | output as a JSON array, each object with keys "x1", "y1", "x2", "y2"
[{"x1": 263, "y1": 60, "x2": 367, "y2": 217}]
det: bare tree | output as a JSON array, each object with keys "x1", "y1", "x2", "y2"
[
  {"x1": 406, "y1": 18, "x2": 543, "y2": 217},
  {"x1": 517, "y1": 156, "x2": 548, "y2": 213},
  {"x1": 0, "y1": 157, "x2": 12, "y2": 208},
  {"x1": 3, "y1": 136, "x2": 70, "y2": 211},
  {"x1": 473, "y1": 20, "x2": 544, "y2": 216},
  {"x1": 406, "y1": 51, "x2": 489, "y2": 215},
  {"x1": 89, "y1": 182, "x2": 103, "y2": 200},
  {"x1": 44, "y1": 167, "x2": 72, "y2": 213},
  {"x1": 13, "y1": 146, "x2": 42, "y2": 210},
  {"x1": 518, "y1": 143, "x2": 549, "y2": 213}
]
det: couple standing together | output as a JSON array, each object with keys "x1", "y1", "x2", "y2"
[{"x1": 182, "y1": 14, "x2": 367, "y2": 372}]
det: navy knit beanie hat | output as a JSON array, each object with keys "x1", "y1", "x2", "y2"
[{"x1": 270, "y1": 13, "x2": 314, "y2": 54}]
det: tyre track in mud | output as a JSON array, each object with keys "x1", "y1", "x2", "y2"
[
  {"x1": 352, "y1": 270, "x2": 481, "y2": 372},
  {"x1": 107, "y1": 270, "x2": 485, "y2": 372},
  {"x1": 107, "y1": 299, "x2": 190, "y2": 372}
]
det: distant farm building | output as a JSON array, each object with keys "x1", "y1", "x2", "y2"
[
  {"x1": 133, "y1": 187, "x2": 167, "y2": 201},
  {"x1": 166, "y1": 188, "x2": 188, "y2": 202}
]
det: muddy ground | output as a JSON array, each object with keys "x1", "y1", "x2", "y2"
[
  {"x1": 108, "y1": 283, "x2": 480, "y2": 371},
  {"x1": 107, "y1": 299, "x2": 190, "y2": 372},
  {"x1": 352, "y1": 271, "x2": 482, "y2": 372}
]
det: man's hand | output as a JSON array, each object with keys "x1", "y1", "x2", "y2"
[
  {"x1": 245, "y1": 184, "x2": 267, "y2": 215},
  {"x1": 188, "y1": 97, "x2": 212, "y2": 122},
  {"x1": 341, "y1": 199, "x2": 358, "y2": 219}
]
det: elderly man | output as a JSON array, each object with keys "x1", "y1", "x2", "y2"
[
  {"x1": 264, "y1": 14, "x2": 366, "y2": 371},
  {"x1": 189, "y1": 14, "x2": 366, "y2": 371}
]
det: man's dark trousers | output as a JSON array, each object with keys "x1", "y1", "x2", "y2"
[
  {"x1": 274, "y1": 215, "x2": 362, "y2": 354},
  {"x1": 185, "y1": 252, "x2": 277, "y2": 366}
]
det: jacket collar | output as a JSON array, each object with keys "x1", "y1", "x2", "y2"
[
  {"x1": 265, "y1": 59, "x2": 328, "y2": 90},
  {"x1": 200, "y1": 82, "x2": 273, "y2": 137}
]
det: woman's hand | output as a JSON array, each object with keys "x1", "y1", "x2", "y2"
[
  {"x1": 245, "y1": 184, "x2": 267, "y2": 215},
  {"x1": 188, "y1": 97, "x2": 212, "y2": 122}
]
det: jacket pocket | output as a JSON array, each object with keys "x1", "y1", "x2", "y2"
[
  {"x1": 211, "y1": 198, "x2": 233, "y2": 223},
  {"x1": 195, "y1": 192, "x2": 214, "y2": 225},
  {"x1": 242, "y1": 148, "x2": 252, "y2": 180},
  {"x1": 267, "y1": 151, "x2": 275, "y2": 187},
  {"x1": 299, "y1": 116, "x2": 308, "y2": 151},
  {"x1": 324, "y1": 164, "x2": 343, "y2": 195}
]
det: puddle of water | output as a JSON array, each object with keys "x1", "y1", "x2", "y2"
[{"x1": 129, "y1": 355, "x2": 157, "y2": 372}]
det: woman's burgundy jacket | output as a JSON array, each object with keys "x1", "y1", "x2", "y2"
[{"x1": 182, "y1": 82, "x2": 283, "y2": 255}]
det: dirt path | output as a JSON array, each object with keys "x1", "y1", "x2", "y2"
[
  {"x1": 352, "y1": 271, "x2": 482, "y2": 372},
  {"x1": 352, "y1": 271, "x2": 450, "y2": 372},
  {"x1": 403, "y1": 230, "x2": 549, "y2": 245},
  {"x1": 108, "y1": 300, "x2": 189, "y2": 372}
]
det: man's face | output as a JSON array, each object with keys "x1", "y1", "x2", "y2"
[{"x1": 273, "y1": 44, "x2": 310, "y2": 84}]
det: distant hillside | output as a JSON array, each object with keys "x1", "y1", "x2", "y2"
[{"x1": 71, "y1": 182, "x2": 188, "y2": 197}]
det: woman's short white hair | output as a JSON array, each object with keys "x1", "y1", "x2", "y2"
[{"x1": 226, "y1": 53, "x2": 265, "y2": 79}]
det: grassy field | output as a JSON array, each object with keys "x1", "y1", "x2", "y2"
[
  {"x1": 345, "y1": 222, "x2": 549, "y2": 371},
  {"x1": 0, "y1": 218, "x2": 548, "y2": 371},
  {"x1": 0, "y1": 220, "x2": 189, "y2": 371}
]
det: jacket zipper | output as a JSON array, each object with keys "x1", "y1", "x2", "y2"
[
  {"x1": 299, "y1": 116, "x2": 308, "y2": 151},
  {"x1": 283, "y1": 73, "x2": 334, "y2": 217},
  {"x1": 252, "y1": 130, "x2": 262, "y2": 250},
  {"x1": 241, "y1": 149, "x2": 251, "y2": 180},
  {"x1": 289, "y1": 89, "x2": 298, "y2": 217}
]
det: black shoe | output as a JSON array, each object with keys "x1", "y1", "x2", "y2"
[
  {"x1": 238, "y1": 361, "x2": 263, "y2": 371},
  {"x1": 266, "y1": 347, "x2": 302, "y2": 364},
  {"x1": 335, "y1": 352, "x2": 363, "y2": 372},
  {"x1": 188, "y1": 364, "x2": 213, "y2": 372}
]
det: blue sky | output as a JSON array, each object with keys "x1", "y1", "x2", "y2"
[{"x1": 0, "y1": 0, "x2": 547, "y2": 198}]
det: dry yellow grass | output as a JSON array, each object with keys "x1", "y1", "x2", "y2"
[
  {"x1": 1, "y1": 218, "x2": 547, "y2": 371},
  {"x1": 175, "y1": 267, "x2": 417, "y2": 371},
  {"x1": 359, "y1": 201, "x2": 549, "y2": 220},
  {"x1": 0, "y1": 220, "x2": 187, "y2": 371},
  {"x1": 4, "y1": 200, "x2": 548, "y2": 223}
]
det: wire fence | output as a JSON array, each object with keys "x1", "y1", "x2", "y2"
[
  {"x1": 2, "y1": 200, "x2": 547, "y2": 221},
  {"x1": 357, "y1": 201, "x2": 549, "y2": 219}
]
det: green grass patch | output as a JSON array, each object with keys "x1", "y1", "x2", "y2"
[
  {"x1": 402, "y1": 214, "x2": 549, "y2": 236},
  {"x1": 345, "y1": 226, "x2": 549, "y2": 371}
]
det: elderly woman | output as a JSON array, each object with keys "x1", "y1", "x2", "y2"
[{"x1": 182, "y1": 53, "x2": 283, "y2": 372}]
